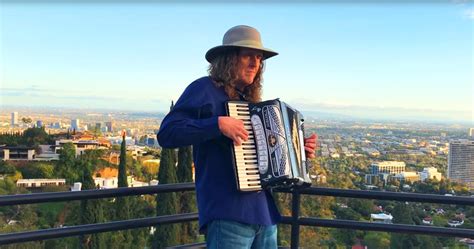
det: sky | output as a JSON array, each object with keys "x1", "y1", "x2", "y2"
[{"x1": 0, "y1": 1, "x2": 473, "y2": 123}]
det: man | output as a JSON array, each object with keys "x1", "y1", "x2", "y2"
[{"x1": 158, "y1": 25, "x2": 317, "y2": 248}]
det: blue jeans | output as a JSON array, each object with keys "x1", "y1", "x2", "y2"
[{"x1": 206, "y1": 220, "x2": 277, "y2": 249}]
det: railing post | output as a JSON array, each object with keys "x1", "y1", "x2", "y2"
[{"x1": 290, "y1": 189, "x2": 300, "y2": 249}]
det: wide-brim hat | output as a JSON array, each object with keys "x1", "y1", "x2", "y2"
[{"x1": 205, "y1": 25, "x2": 278, "y2": 63}]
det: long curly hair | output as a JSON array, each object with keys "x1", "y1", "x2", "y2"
[{"x1": 207, "y1": 48, "x2": 265, "y2": 103}]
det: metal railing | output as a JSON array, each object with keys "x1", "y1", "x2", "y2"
[{"x1": 0, "y1": 183, "x2": 473, "y2": 248}]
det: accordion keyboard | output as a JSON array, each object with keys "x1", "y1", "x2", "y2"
[{"x1": 227, "y1": 102, "x2": 262, "y2": 191}]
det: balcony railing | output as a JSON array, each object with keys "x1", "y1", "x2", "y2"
[{"x1": 0, "y1": 183, "x2": 473, "y2": 248}]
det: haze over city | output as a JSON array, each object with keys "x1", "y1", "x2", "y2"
[{"x1": 1, "y1": 2, "x2": 473, "y2": 124}]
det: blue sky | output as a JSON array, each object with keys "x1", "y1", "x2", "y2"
[{"x1": 1, "y1": 2, "x2": 473, "y2": 123}]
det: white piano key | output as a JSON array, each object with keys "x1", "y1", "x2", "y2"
[
  {"x1": 228, "y1": 106, "x2": 249, "y2": 110},
  {"x1": 237, "y1": 165, "x2": 259, "y2": 170},
  {"x1": 235, "y1": 144, "x2": 256, "y2": 149},
  {"x1": 237, "y1": 168, "x2": 259, "y2": 173},
  {"x1": 238, "y1": 177, "x2": 261, "y2": 182},
  {"x1": 239, "y1": 187, "x2": 262, "y2": 191}
]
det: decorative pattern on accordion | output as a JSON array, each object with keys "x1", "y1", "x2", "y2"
[{"x1": 262, "y1": 105, "x2": 290, "y2": 177}]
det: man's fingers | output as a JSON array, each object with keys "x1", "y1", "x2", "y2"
[
  {"x1": 305, "y1": 143, "x2": 316, "y2": 150},
  {"x1": 305, "y1": 138, "x2": 317, "y2": 144},
  {"x1": 305, "y1": 134, "x2": 318, "y2": 143},
  {"x1": 233, "y1": 136, "x2": 242, "y2": 146},
  {"x1": 305, "y1": 145, "x2": 314, "y2": 153}
]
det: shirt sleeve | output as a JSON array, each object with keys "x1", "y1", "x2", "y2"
[{"x1": 157, "y1": 80, "x2": 222, "y2": 148}]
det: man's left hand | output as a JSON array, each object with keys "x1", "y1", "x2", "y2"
[{"x1": 304, "y1": 133, "x2": 318, "y2": 159}]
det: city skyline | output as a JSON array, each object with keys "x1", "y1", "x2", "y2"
[{"x1": 1, "y1": 2, "x2": 473, "y2": 123}]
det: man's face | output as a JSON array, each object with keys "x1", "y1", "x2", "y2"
[{"x1": 236, "y1": 48, "x2": 263, "y2": 87}]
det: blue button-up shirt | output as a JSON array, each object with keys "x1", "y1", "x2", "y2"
[{"x1": 157, "y1": 76, "x2": 281, "y2": 230}]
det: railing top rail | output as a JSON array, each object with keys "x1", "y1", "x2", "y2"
[
  {"x1": 0, "y1": 184, "x2": 472, "y2": 246},
  {"x1": 0, "y1": 184, "x2": 472, "y2": 206},
  {"x1": 0, "y1": 182, "x2": 195, "y2": 206},
  {"x1": 277, "y1": 187, "x2": 474, "y2": 206}
]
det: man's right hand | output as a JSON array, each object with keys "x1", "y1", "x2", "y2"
[{"x1": 218, "y1": 116, "x2": 248, "y2": 146}]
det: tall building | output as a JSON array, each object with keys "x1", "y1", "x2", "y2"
[
  {"x1": 105, "y1": 121, "x2": 113, "y2": 132},
  {"x1": 469, "y1": 128, "x2": 474, "y2": 137},
  {"x1": 370, "y1": 161, "x2": 406, "y2": 175},
  {"x1": 36, "y1": 120, "x2": 43, "y2": 128},
  {"x1": 11, "y1": 112, "x2": 18, "y2": 127},
  {"x1": 448, "y1": 140, "x2": 474, "y2": 189},
  {"x1": 71, "y1": 119, "x2": 80, "y2": 131}
]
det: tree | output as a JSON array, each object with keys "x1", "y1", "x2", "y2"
[
  {"x1": 390, "y1": 202, "x2": 419, "y2": 249},
  {"x1": 364, "y1": 232, "x2": 390, "y2": 249},
  {"x1": 114, "y1": 132, "x2": 133, "y2": 248},
  {"x1": 118, "y1": 132, "x2": 128, "y2": 188},
  {"x1": 56, "y1": 142, "x2": 78, "y2": 184},
  {"x1": 21, "y1": 117, "x2": 32, "y2": 125},
  {"x1": 17, "y1": 162, "x2": 54, "y2": 179},
  {"x1": 79, "y1": 162, "x2": 106, "y2": 249},
  {"x1": 348, "y1": 199, "x2": 374, "y2": 218},
  {"x1": 22, "y1": 127, "x2": 50, "y2": 146},
  {"x1": 154, "y1": 147, "x2": 180, "y2": 248},
  {"x1": 0, "y1": 161, "x2": 16, "y2": 175},
  {"x1": 0, "y1": 178, "x2": 43, "y2": 249},
  {"x1": 176, "y1": 145, "x2": 197, "y2": 244}
]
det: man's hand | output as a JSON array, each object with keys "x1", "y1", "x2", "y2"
[
  {"x1": 218, "y1": 116, "x2": 249, "y2": 146},
  {"x1": 304, "y1": 133, "x2": 318, "y2": 159}
]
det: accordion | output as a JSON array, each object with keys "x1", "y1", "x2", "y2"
[{"x1": 226, "y1": 99, "x2": 312, "y2": 192}]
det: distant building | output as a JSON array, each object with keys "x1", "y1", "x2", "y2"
[
  {"x1": 422, "y1": 216, "x2": 433, "y2": 225},
  {"x1": 36, "y1": 120, "x2": 43, "y2": 128},
  {"x1": 35, "y1": 145, "x2": 60, "y2": 161},
  {"x1": 54, "y1": 139, "x2": 111, "y2": 157},
  {"x1": 126, "y1": 128, "x2": 139, "y2": 137},
  {"x1": 392, "y1": 172, "x2": 420, "y2": 182},
  {"x1": 93, "y1": 175, "x2": 149, "y2": 189},
  {"x1": 146, "y1": 137, "x2": 158, "y2": 147},
  {"x1": 420, "y1": 167, "x2": 442, "y2": 181},
  {"x1": 458, "y1": 238, "x2": 474, "y2": 249},
  {"x1": 366, "y1": 161, "x2": 406, "y2": 185},
  {"x1": 71, "y1": 182, "x2": 82, "y2": 191},
  {"x1": 95, "y1": 123, "x2": 102, "y2": 130},
  {"x1": 448, "y1": 140, "x2": 474, "y2": 189},
  {"x1": 365, "y1": 174, "x2": 380, "y2": 185},
  {"x1": 105, "y1": 121, "x2": 113, "y2": 132},
  {"x1": 1, "y1": 145, "x2": 60, "y2": 161},
  {"x1": 370, "y1": 213, "x2": 393, "y2": 224},
  {"x1": 71, "y1": 119, "x2": 80, "y2": 131},
  {"x1": 107, "y1": 136, "x2": 135, "y2": 146},
  {"x1": 52, "y1": 122, "x2": 62, "y2": 129},
  {"x1": 469, "y1": 128, "x2": 474, "y2": 137},
  {"x1": 0, "y1": 146, "x2": 36, "y2": 160},
  {"x1": 17, "y1": 179, "x2": 66, "y2": 188},
  {"x1": 11, "y1": 112, "x2": 18, "y2": 127},
  {"x1": 370, "y1": 161, "x2": 405, "y2": 175}
]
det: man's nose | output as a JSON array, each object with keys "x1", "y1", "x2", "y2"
[{"x1": 249, "y1": 56, "x2": 259, "y2": 65}]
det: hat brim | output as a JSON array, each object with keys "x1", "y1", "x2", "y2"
[{"x1": 205, "y1": 45, "x2": 278, "y2": 63}]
